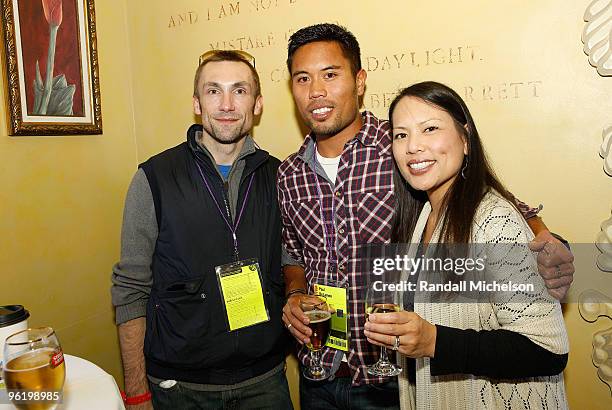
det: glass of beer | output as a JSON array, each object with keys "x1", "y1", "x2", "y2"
[
  {"x1": 3, "y1": 327, "x2": 65, "y2": 410},
  {"x1": 301, "y1": 295, "x2": 332, "y2": 381},
  {"x1": 365, "y1": 285, "x2": 403, "y2": 376}
]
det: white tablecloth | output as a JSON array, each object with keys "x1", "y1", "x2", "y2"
[{"x1": 1, "y1": 354, "x2": 125, "y2": 410}]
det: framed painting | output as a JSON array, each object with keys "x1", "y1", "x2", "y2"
[{"x1": 1, "y1": 0, "x2": 101, "y2": 135}]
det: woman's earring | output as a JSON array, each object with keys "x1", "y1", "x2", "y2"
[{"x1": 461, "y1": 157, "x2": 469, "y2": 179}]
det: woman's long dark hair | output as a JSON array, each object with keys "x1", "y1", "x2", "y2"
[{"x1": 390, "y1": 81, "x2": 515, "y2": 244}]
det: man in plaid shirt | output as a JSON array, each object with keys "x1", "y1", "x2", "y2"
[{"x1": 278, "y1": 24, "x2": 575, "y2": 410}]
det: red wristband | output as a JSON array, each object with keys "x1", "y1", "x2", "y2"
[{"x1": 121, "y1": 390, "x2": 152, "y2": 406}]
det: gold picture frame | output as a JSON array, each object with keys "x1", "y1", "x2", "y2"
[{"x1": 1, "y1": 0, "x2": 102, "y2": 135}]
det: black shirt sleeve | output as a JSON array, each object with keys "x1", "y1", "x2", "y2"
[{"x1": 430, "y1": 325, "x2": 568, "y2": 379}]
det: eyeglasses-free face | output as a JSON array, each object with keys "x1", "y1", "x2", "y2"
[
  {"x1": 289, "y1": 41, "x2": 366, "y2": 143},
  {"x1": 193, "y1": 58, "x2": 262, "y2": 146},
  {"x1": 391, "y1": 96, "x2": 468, "y2": 204}
]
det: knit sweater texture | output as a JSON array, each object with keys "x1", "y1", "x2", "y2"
[{"x1": 398, "y1": 190, "x2": 569, "y2": 409}]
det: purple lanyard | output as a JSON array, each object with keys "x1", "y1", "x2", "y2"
[
  {"x1": 312, "y1": 143, "x2": 338, "y2": 279},
  {"x1": 195, "y1": 161, "x2": 255, "y2": 260}
]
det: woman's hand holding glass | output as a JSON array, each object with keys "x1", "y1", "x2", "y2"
[{"x1": 364, "y1": 311, "x2": 437, "y2": 358}]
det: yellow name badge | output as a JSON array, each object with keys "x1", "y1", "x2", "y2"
[
  {"x1": 313, "y1": 283, "x2": 349, "y2": 352},
  {"x1": 216, "y1": 259, "x2": 269, "y2": 331}
]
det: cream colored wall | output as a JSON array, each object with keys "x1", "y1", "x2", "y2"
[
  {"x1": 0, "y1": 0, "x2": 136, "y2": 385},
  {"x1": 126, "y1": 0, "x2": 611, "y2": 236}
]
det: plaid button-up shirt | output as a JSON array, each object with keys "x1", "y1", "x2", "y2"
[{"x1": 278, "y1": 111, "x2": 396, "y2": 385}]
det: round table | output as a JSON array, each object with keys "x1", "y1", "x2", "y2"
[{"x1": 1, "y1": 354, "x2": 125, "y2": 409}]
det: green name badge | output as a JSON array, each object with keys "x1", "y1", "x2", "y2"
[
  {"x1": 314, "y1": 283, "x2": 349, "y2": 352},
  {"x1": 216, "y1": 259, "x2": 269, "y2": 331}
]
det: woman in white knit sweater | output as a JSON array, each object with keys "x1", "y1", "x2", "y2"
[{"x1": 364, "y1": 82, "x2": 569, "y2": 409}]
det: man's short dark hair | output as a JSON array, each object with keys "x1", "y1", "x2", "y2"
[{"x1": 286, "y1": 23, "x2": 361, "y2": 75}]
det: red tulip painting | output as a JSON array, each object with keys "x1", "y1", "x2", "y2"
[
  {"x1": 1, "y1": 0, "x2": 101, "y2": 134},
  {"x1": 42, "y1": 0, "x2": 63, "y2": 26},
  {"x1": 18, "y1": 0, "x2": 83, "y2": 116}
]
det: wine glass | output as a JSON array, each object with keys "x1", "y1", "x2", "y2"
[
  {"x1": 3, "y1": 327, "x2": 66, "y2": 410},
  {"x1": 365, "y1": 285, "x2": 403, "y2": 376},
  {"x1": 300, "y1": 295, "x2": 332, "y2": 381}
]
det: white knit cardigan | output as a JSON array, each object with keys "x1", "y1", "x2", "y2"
[{"x1": 397, "y1": 190, "x2": 569, "y2": 409}]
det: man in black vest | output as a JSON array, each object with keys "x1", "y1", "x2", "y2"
[{"x1": 111, "y1": 51, "x2": 292, "y2": 410}]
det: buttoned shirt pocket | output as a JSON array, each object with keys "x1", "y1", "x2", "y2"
[
  {"x1": 357, "y1": 191, "x2": 395, "y2": 244},
  {"x1": 287, "y1": 199, "x2": 326, "y2": 251}
]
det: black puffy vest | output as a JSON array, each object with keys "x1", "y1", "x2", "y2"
[{"x1": 140, "y1": 132, "x2": 287, "y2": 385}]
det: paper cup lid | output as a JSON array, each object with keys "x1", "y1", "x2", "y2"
[{"x1": 0, "y1": 305, "x2": 30, "y2": 327}]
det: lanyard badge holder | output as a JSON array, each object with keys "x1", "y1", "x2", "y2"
[
  {"x1": 313, "y1": 280, "x2": 349, "y2": 352},
  {"x1": 216, "y1": 258, "x2": 270, "y2": 331},
  {"x1": 195, "y1": 161, "x2": 268, "y2": 332}
]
